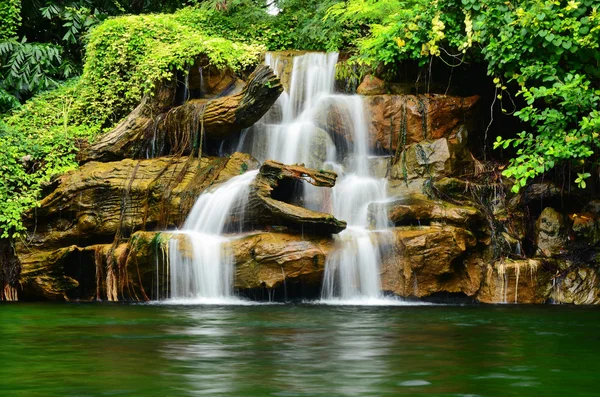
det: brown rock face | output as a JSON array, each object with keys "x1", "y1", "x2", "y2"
[
  {"x1": 476, "y1": 259, "x2": 546, "y2": 304},
  {"x1": 368, "y1": 194, "x2": 484, "y2": 228},
  {"x1": 18, "y1": 231, "x2": 174, "y2": 301},
  {"x1": 570, "y1": 212, "x2": 600, "y2": 247},
  {"x1": 246, "y1": 161, "x2": 346, "y2": 234},
  {"x1": 262, "y1": 51, "x2": 307, "y2": 91},
  {"x1": 232, "y1": 232, "x2": 332, "y2": 290},
  {"x1": 364, "y1": 94, "x2": 479, "y2": 152},
  {"x1": 390, "y1": 136, "x2": 473, "y2": 179},
  {"x1": 18, "y1": 153, "x2": 258, "y2": 251},
  {"x1": 315, "y1": 94, "x2": 478, "y2": 154},
  {"x1": 356, "y1": 74, "x2": 387, "y2": 95},
  {"x1": 550, "y1": 267, "x2": 600, "y2": 304},
  {"x1": 535, "y1": 207, "x2": 568, "y2": 257},
  {"x1": 16, "y1": 230, "x2": 335, "y2": 301},
  {"x1": 379, "y1": 226, "x2": 479, "y2": 298}
]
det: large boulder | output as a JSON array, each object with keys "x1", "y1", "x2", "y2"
[
  {"x1": 379, "y1": 225, "x2": 479, "y2": 297},
  {"x1": 364, "y1": 94, "x2": 479, "y2": 152},
  {"x1": 550, "y1": 267, "x2": 600, "y2": 304},
  {"x1": 17, "y1": 230, "x2": 335, "y2": 301},
  {"x1": 356, "y1": 74, "x2": 387, "y2": 95},
  {"x1": 315, "y1": 94, "x2": 479, "y2": 154},
  {"x1": 390, "y1": 136, "x2": 472, "y2": 179},
  {"x1": 233, "y1": 232, "x2": 332, "y2": 290},
  {"x1": 476, "y1": 259, "x2": 546, "y2": 304},
  {"x1": 246, "y1": 161, "x2": 346, "y2": 234},
  {"x1": 367, "y1": 193, "x2": 484, "y2": 228},
  {"x1": 535, "y1": 207, "x2": 568, "y2": 257},
  {"x1": 18, "y1": 152, "x2": 259, "y2": 251}
]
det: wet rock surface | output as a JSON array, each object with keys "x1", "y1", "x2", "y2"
[
  {"x1": 535, "y1": 207, "x2": 569, "y2": 257},
  {"x1": 9, "y1": 51, "x2": 600, "y2": 304}
]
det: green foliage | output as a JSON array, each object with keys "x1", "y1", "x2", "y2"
[
  {"x1": 0, "y1": 7, "x2": 264, "y2": 237},
  {"x1": 0, "y1": 39, "x2": 72, "y2": 111},
  {"x1": 175, "y1": 0, "x2": 355, "y2": 51},
  {"x1": 327, "y1": 0, "x2": 600, "y2": 192},
  {"x1": 0, "y1": 0, "x2": 21, "y2": 40},
  {"x1": 80, "y1": 12, "x2": 261, "y2": 127}
]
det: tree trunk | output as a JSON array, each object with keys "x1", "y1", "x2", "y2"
[{"x1": 80, "y1": 65, "x2": 283, "y2": 163}]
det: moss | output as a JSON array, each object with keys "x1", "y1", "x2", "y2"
[{"x1": 0, "y1": 8, "x2": 262, "y2": 237}]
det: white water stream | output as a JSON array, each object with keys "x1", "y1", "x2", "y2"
[
  {"x1": 168, "y1": 170, "x2": 257, "y2": 301},
  {"x1": 168, "y1": 51, "x2": 392, "y2": 303},
  {"x1": 240, "y1": 52, "x2": 391, "y2": 301}
]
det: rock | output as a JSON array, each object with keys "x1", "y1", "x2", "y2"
[
  {"x1": 1, "y1": 239, "x2": 21, "y2": 301},
  {"x1": 364, "y1": 94, "x2": 479, "y2": 152},
  {"x1": 16, "y1": 230, "x2": 335, "y2": 301},
  {"x1": 81, "y1": 65, "x2": 283, "y2": 162},
  {"x1": 356, "y1": 74, "x2": 387, "y2": 95},
  {"x1": 368, "y1": 193, "x2": 484, "y2": 228},
  {"x1": 185, "y1": 60, "x2": 245, "y2": 100},
  {"x1": 18, "y1": 153, "x2": 259, "y2": 251},
  {"x1": 232, "y1": 232, "x2": 332, "y2": 290},
  {"x1": 18, "y1": 231, "x2": 174, "y2": 301},
  {"x1": 550, "y1": 267, "x2": 600, "y2": 304},
  {"x1": 246, "y1": 161, "x2": 346, "y2": 234},
  {"x1": 239, "y1": 123, "x2": 334, "y2": 170},
  {"x1": 509, "y1": 181, "x2": 562, "y2": 208},
  {"x1": 583, "y1": 199, "x2": 600, "y2": 215},
  {"x1": 342, "y1": 156, "x2": 391, "y2": 179},
  {"x1": 379, "y1": 225, "x2": 478, "y2": 297},
  {"x1": 477, "y1": 259, "x2": 546, "y2": 304},
  {"x1": 535, "y1": 207, "x2": 568, "y2": 257},
  {"x1": 263, "y1": 51, "x2": 307, "y2": 91},
  {"x1": 315, "y1": 94, "x2": 479, "y2": 154},
  {"x1": 390, "y1": 137, "x2": 472, "y2": 179},
  {"x1": 570, "y1": 212, "x2": 600, "y2": 247}
]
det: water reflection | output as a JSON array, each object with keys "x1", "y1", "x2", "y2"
[{"x1": 3, "y1": 304, "x2": 599, "y2": 397}]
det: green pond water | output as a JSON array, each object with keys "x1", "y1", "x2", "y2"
[{"x1": 1, "y1": 302, "x2": 599, "y2": 397}]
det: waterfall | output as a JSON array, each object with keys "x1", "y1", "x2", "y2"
[
  {"x1": 168, "y1": 170, "x2": 258, "y2": 302},
  {"x1": 322, "y1": 96, "x2": 390, "y2": 301},
  {"x1": 240, "y1": 52, "x2": 391, "y2": 302}
]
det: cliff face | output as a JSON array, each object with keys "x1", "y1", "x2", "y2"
[{"x1": 5, "y1": 55, "x2": 600, "y2": 304}]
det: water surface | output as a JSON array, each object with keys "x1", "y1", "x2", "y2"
[{"x1": 1, "y1": 303, "x2": 598, "y2": 396}]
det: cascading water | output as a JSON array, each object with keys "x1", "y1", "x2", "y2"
[
  {"x1": 168, "y1": 170, "x2": 258, "y2": 302},
  {"x1": 239, "y1": 52, "x2": 391, "y2": 302},
  {"x1": 321, "y1": 95, "x2": 390, "y2": 301}
]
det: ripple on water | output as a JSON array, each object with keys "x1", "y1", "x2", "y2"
[
  {"x1": 147, "y1": 298, "x2": 278, "y2": 306},
  {"x1": 398, "y1": 380, "x2": 431, "y2": 386},
  {"x1": 312, "y1": 297, "x2": 435, "y2": 306}
]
